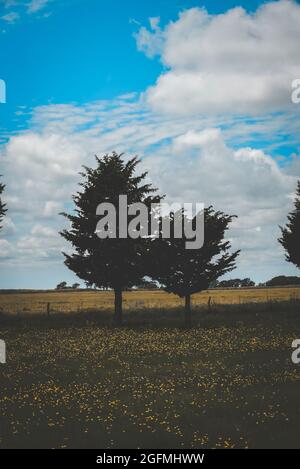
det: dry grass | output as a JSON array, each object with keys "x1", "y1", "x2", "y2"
[{"x1": 0, "y1": 286, "x2": 300, "y2": 315}]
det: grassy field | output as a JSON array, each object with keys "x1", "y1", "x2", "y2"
[
  {"x1": 1, "y1": 292, "x2": 300, "y2": 448},
  {"x1": 0, "y1": 286, "x2": 300, "y2": 315}
]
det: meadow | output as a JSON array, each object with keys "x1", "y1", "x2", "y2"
[
  {"x1": 0, "y1": 286, "x2": 300, "y2": 315},
  {"x1": 0, "y1": 288, "x2": 300, "y2": 448}
]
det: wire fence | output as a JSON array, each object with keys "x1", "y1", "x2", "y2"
[{"x1": 1, "y1": 292, "x2": 300, "y2": 316}]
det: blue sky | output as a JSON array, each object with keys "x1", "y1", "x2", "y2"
[
  {"x1": 0, "y1": 0, "x2": 300, "y2": 288},
  {"x1": 0, "y1": 0, "x2": 264, "y2": 129}
]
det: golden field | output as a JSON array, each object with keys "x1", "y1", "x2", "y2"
[{"x1": 0, "y1": 286, "x2": 300, "y2": 315}]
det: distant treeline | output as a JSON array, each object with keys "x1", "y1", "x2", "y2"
[
  {"x1": 210, "y1": 276, "x2": 300, "y2": 288},
  {"x1": 210, "y1": 278, "x2": 255, "y2": 288},
  {"x1": 264, "y1": 276, "x2": 300, "y2": 287},
  {"x1": 52, "y1": 275, "x2": 300, "y2": 292}
]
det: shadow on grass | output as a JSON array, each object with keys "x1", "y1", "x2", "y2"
[{"x1": 1, "y1": 299, "x2": 300, "y2": 331}]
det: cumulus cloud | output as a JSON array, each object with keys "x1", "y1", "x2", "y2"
[
  {"x1": 144, "y1": 128, "x2": 296, "y2": 221},
  {"x1": 1, "y1": 1, "x2": 300, "y2": 284},
  {"x1": 143, "y1": 128, "x2": 298, "y2": 277},
  {"x1": 2, "y1": 131, "x2": 83, "y2": 206},
  {"x1": 0, "y1": 128, "x2": 86, "y2": 267},
  {"x1": 136, "y1": 0, "x2": 300, "y2": 115}
]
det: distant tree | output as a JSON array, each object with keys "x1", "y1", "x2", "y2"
[
  {"x1": 0, "y1": 176, "x2": 7, "y2": 231},
  {"x1": 56, "y1": 281, "x2": 67, "y2": 290},
  {"x1": 217, "y1": 278, "x2": 255, "y2": 288},
  {"x1": 241, "y1": 278, "x2": 255, "y2": 287},
  {"x1": 60, "y1": 152, "x2": 162, "y2": 325},
  {"x1": 151, "y1": 207, "x2": 240, "y2": 326},
  {"x1": 135, "y1": 278, "x2": 159, "y2": 290},
  {"x1": 279, "y1": 181, "x2": 300, "y2": 269},
  {"x1": 72, "y1": 283, "x2": 80, "y2": 289},
  {"x1": 218, "y1": 279, "x2": 240, "y2": 288},
  {"x1": 266, "y1": 275, "x2": 300, "y2": 287}
]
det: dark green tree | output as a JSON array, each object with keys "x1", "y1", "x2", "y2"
[
  {"x1": 0, "y1": 176, "x2": 7, "y2": 230},
  {"x1": 151, "y1": 207, "x2": 240, "y2": 326},
  {"x1": 217, "y1": 278, "x2": 255, "y2": 288},
  {"x1": 279, "y1": 181, "x2": 300, "y2": 269},
  {"x1": 56, "y1": 281, "x2": 68, "y2": 290},
  {"x1": 60, "y1": 152, "x2": 162, "y2": 325},
  {"x1": 266, "y1": 275, "x2": 300, "y2": 287}
]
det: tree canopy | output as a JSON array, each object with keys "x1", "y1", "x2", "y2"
[
  {"x1": 150, "y1": 207, "x2": 240, "y2": 325},
  {"x1": 279, "y1": 180, "x2": 300, "y2": 269},
  {"x1": 0, "y1": 176, "x2": 7, "y2": 231},
  {"x1": 60, "y1": 152, "x2": 162, "y2": 324}
]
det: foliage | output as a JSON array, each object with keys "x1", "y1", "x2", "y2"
[
  {"x1": 279, "y1": 181, "x2": 300, "y2": 269},
  {"x1": 266, "y1": 275, "x2": 300, "y2": 287},
  {"x1": 150, "y1": 206, "x2": 240, "y2": 325},
  {"x1": 0, "y1": 176, "x2": 7, "y2": 230},
  {"x1": 216, "y1": 278, "x2": 255, "y2": 288},
  {"x1": 60, "y1": 152, "x2": 162, "y2": 324}
]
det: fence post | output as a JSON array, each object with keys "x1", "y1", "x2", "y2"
[
  {"x1": 47, "y1": 302, "x2": 50, "y2": 317},
  {"x1": 208, "y1": 296, "x2": 212, "y2": 313}
]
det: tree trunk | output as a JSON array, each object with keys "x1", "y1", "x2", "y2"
[
  {"x1": 184, "y1": 294, "x2": 192, "y2": 327},
  {"x1": 114, "y1": 287, "x2": 123, "y2": 325}
]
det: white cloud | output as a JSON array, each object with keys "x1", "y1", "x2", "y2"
[
  {"x1": 1, "y1": 1, "x2": 300, "y2": 284},
  {"x1": 0, "y1": 94, "x2": 299, "y2": 280},
  {"x1": 27, "y1": 0, "x2": 51, "y2": 14},
  {"x1": 1, "y1": 11, "x2": 20, "y2": 23},
  {"x1": 145, "y1": 128, "x2": 296, "y2": 214},
  {"x1": 0, "y1": 216, "x2": 16, "y2": 236},
  {"x1": 136, "y1": 0, "x2": 300, "y2": 115},
  {"x1": 0, "y1": 239, "x2": 14, "y2": 259},
  {"x1": 31, "y1": 224, "x2": 57, "y2": 237},
  {"x1": 142, "y1": 128, "x2": 298, "y2": 277},
  {"x1": 0, "y1": 0, "x2": 54, "y2": 26},
  {"x1": 2, "y1": 131, "x2": 83, "y2": 203},
  {"x1": 16, "y1": 234, "x2": 62, "y2": 259},
  {"x1": 135, "y1": 16, "x2": 164, "y2": 58},
  {"x1": 42, "y1": 200, "x2": 63, "y2": 218}
]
